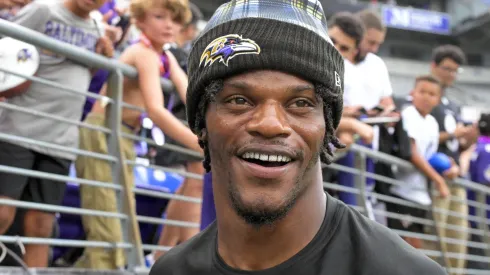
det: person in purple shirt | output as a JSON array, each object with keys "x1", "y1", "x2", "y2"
[
  {"x1": 468, "y1": 113, "x2": 490, "y2": 229},
  {"x1": 466, "y1": 113, "x2": 490, "y2": 270}
]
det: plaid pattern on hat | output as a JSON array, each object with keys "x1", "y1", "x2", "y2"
[
  {"x1": 186, "y1": 0, "x2": 344, "y2": 135},
  {"x1": 204, "y1": 0, "x2": 331, "y2": 43}
]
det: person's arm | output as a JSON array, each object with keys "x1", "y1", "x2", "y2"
[
  {"x1": 379, "y1": 96, "x2": 396, "y2": 113},
  {"x1": 166, "y1": 50, "x2": 188, "y2": 105},
  {"x1": 133, "y1": 47, "x2": 201, "y2": 153},
  {"x1": 439, "y1": 124, "x2": 467, "y2": 143},
  {"x1": 337, "y1": 117, "x2": 373, "y2": 144},
  {"x1": 342, "y1": 105, "x2": 362, "y2": 118},
  {"x1": 442, "y1": 157, "x2": 460, "y2": 179},
  {"x1": 409, "y1": 139, "x2": 449, "y2": 198}
]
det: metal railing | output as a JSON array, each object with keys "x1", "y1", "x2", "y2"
[{"x1": 1, "y1": 18, "x2": 490, "y2": 275}]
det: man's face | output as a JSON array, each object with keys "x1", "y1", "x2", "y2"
[
  {"x1": 431, "y1": 58, "x2": 460, "y2": 87},
  {"x1": 73, "y1": 0, "x2": 107, "y2": 14},
  {"x1": 411, "y1": 80, "x2": 441, "y2": 116},
  {"x1": 358, "y1": 28, "x2": 385, "y2": 59},
  {"x1": 205, "y1": 70, "x2": 325, "y2": 226},
  {"x1": 328, "y1": 26, "x2": 358, "y2": 62}
]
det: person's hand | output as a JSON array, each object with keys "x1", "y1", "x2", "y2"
[
  {"x1": 384, "y1": 111, "x2": 401, "y2": 127},
  {"x1": 443, "y1": 165, "x2": 460, "y2": 180},
  {"x1": 115, "y1": 6, "x2": 128, "y2": 16},
  {"x1": 0, "y1": 0, "x2": 30, "y2": 9},
  {"x1": 453, "y1": 124, "x2": 469, "y2": 138},
  {"x1": 95, "y1": 36, "x2": 114, "y2": 58},
  {"x1": 343, "y1": 106, "x2": 363, "y2": 118},
  {"x1": 104, "y1": 24, "x2": 123, "y2": 44},
  {"x1": 434, "y1": 175, "x2": 450, "y2": 198},
  {"x1": 379, "y1": 105, "x2": 397, "y2": 118},
  {"x1": 101, "y1": 9, "x2": 114, "y2": 23},
  {"x1": 0, "y1": 97, "x2": 6, "y2": 102}
]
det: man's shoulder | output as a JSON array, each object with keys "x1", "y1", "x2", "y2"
[
  {"x1": 362, "y1": 53, "x2": 388, "y2": 69},
  {"x1": 339, "y1": 204, "x2": 446, "y2": 274},
  {"x1": 149, "y1": 223, "x2": 216, "y2": 274},
  {"x1": 28, "y1": 0, "x2": 52, "y2": 10},
  {"x1": 15, "y1": 1, "x2": 52, "y2": 18}
]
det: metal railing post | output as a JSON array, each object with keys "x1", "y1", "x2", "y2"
[
  {"x1": 105, "y1": 69, "x2": 145, "y2": 270},
  {"x1": 354, "y1": 152, "x2": 369, "y2": 216}
]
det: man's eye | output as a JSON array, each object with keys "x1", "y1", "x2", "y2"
[
  {"x1": 290, "y1": 99, "x2": 313, "y2": 108},
  {"x1": 227, "y1": 97, "x2": 249, "y2": 105}
]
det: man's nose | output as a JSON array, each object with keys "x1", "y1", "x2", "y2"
[{"x1": 245, "y1": 101, "x2": 293, "y2": 139}]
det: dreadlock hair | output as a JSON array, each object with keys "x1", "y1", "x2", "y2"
[{"x1": 193, "y1": 80, "x2": 345, "y2": 172}]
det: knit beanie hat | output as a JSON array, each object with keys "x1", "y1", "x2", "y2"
[{"x1": 186, "y1": 0, "x2": 344, "y2": 134}]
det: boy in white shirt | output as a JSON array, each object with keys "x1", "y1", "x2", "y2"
[{"x1": 388, "y1": 75, "x2": 457, "y2": 249}]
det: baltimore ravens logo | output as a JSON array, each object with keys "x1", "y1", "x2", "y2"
[
  {"x1": 17, "y1": 48, "x2": 32, "y2": 62},
  {"x1": 200, "y1": 34, "x2": 261, "y2": 67},
  {"x1": 484, "y1": 165, "x2": 490, "y2": 182}
]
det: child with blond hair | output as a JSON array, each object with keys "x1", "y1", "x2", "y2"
[{"x1": 75, "y1": 0, "x2": 201, "y2": 269}]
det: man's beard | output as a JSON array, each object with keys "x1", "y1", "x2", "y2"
[
  {"x1": 227, "y1": 150, "x2": 321, "y2": 229},
  {"x1": 355, "y1": 51, "x2": 366, "y2": 63}
]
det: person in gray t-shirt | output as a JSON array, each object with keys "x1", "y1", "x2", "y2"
[{"x1": 0, "y1": 0, "x2": 112, "y2": 267}]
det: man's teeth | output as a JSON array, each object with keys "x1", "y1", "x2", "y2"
[{"x1": 241, "y1": 152, "x2": 291, "y2": 162}]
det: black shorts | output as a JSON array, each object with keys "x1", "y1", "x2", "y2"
[
  {"x1": 386, "y1": 195, "x2": 427, "y2": 234},
  {"x1": 154, "y1": 135, "x2": 202, "y2": 167},
  {"x1": 0, "y1": 140, "x2": 71, "y2": 206}
]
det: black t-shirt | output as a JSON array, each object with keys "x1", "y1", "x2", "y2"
[
  {"x1": 150, "y1": 194, "x2": 446, "y2": 275},
  {"x1": 430, "y1": 96, "x2": 462, "y2": 163}
]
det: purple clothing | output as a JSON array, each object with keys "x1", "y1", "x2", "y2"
[
  {"x1": 468, "y1": 136, "x2": 490, "y2": 229},
  {"x1": 81, "y1": 69, "x2": 110, "y2": 121},
  {"x1": 160, "y1": 53, "x2": 171, "y2": 80},
  {"x1": 335, "y1": 139, "x2": 375, "y2": 207},
  {"x1": 98, "y1": 0, "x2": 118, "y2": 25},
  {"x1": 200, "y1": 172, "x2": 215, "y2": 231}
]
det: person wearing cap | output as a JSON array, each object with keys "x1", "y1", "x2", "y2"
[
  {"x1": 149, "y1": 1, "x2": 447, "y2": 274},
  {"x1": 426, "y1": 45, "x2": 469, "y2": 274}
]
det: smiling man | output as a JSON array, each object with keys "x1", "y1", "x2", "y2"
[{"x1": 150, "y1": 0, "x2": 447, "y2": 274}]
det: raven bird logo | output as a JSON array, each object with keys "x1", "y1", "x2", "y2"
[
  {"x1": 200, "y1": 34, "x2": 261, "y2": 67},
  {"x1": 17, "y1": 48, "x2": 32, "y2": 62}
]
